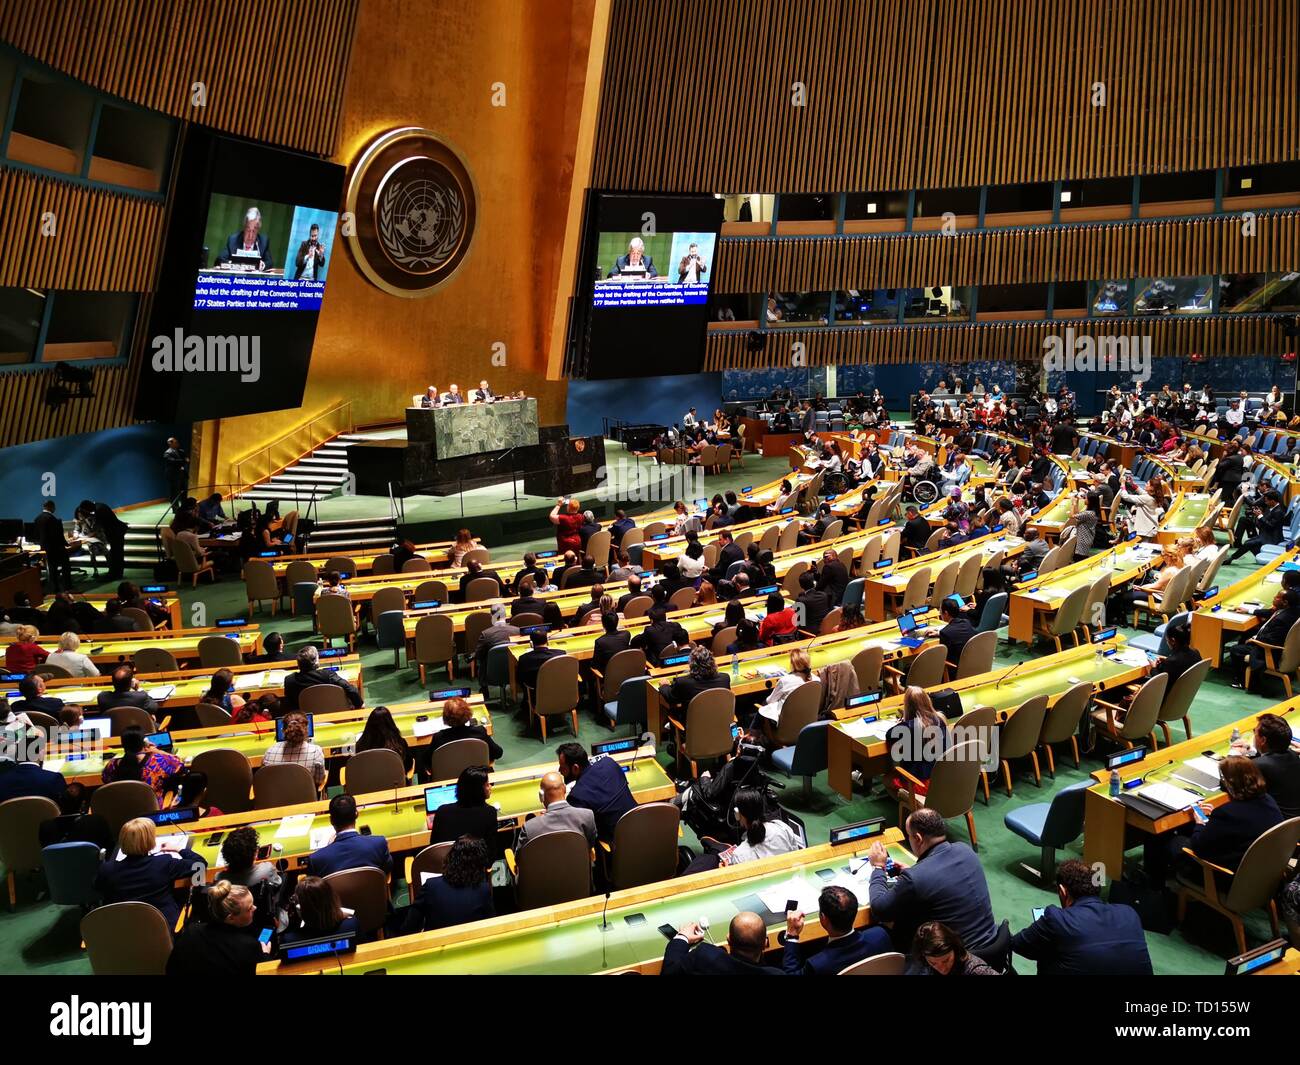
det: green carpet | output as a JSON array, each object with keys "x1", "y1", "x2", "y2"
[{"x1": 0, "y1": 448, "x2": 1278, "y2": 974}]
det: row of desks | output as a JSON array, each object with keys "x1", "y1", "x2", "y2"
[
  {"x1": 1190, "y1": 548, "x2": 1299, "y2": 666},
  {"x1": 30, "y1": 626, "x2": 263, "y2": 666},
  {"x1": 262, "y1": 829, "x2": 910, "y2": 976}
]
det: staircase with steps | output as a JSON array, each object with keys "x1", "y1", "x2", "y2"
[{"x1": 237, "y1": 437, "x2": 354, "y2": 503}]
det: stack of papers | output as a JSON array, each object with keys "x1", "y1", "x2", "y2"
[
  {"x1": 1216, "y1": 609, "x2": 1255, "y2": 623},
  {"x1": 843, "y1": 717, "x2": 894, "y2": 740},
  {"x1": 118, "y1": 833, "x2": 189, "y2": 860},
  {"x1": 265, "y1": 670, "x2": 289, "y2": 686},
  {"x1": 274, "y1": 814, "x2": 315, "y2": 839},
  {"x1": 1138, "y1": 781, "x2": 1200, "y2": 812},
  {"x1": 1112, "y1": 649, "x2": 1150, "y2": 668},
  {"x1": 233, "y1": 671, "x2": 266, "y2": 691},
  {"x1": 146, "y1": 685, "x2": 176, "y2": 701},
  {"x1": 1173, "y1": 756, "x2": 1222, "y2": 791}
]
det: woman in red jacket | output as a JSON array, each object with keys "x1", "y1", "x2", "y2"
[
  {"x1": 549, "y1": 497, "x2": 584, "y2": 553},
  {"x1": 5, "y1": 625, "x2": 48, "y2": 674},
  {"x1": 757, "y1": 592, "x2": 797, "y2": 646}
]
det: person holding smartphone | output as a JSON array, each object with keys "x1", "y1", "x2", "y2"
[{"x1": 167, "y1": 882, "x2": 272, "y2": 977}]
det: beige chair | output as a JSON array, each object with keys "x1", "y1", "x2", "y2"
[
  {"x1": 711, "y1": 627, "x2": 738, "y2": 656},
  {"x1": 1131, "y1": 566, "x2": 1194, "y2": 629},
  {"x1": 1091, "y1": 672, "x2": 1169, "y2": 750},
  {"x1": 852, "y1": 645, "x2": 884, "y2": 692},
  {"x1": 405, "y1": 842, "x2": 455, "y2": 887},
  {"x1": 31, "y1": 663, "x2": 71, "y2": 680},
  {"x1": 132, "y1": 646, "x2": 178, "y2": 674},
  {"x1": 668, "y1": 586, "x2": 697, "y2": 611},
  {"x1": 1197, "y1": 545, "x2": 1230, "y2": 594},
  {"x1": 324, "y1": 867, "x2": 391, "y2": 937},
  {"x1": 995, "y1": 694, "x2": 1049, "y2": 795},
  {"x1": 897, "y1": 566, "x2": 931, "y2": 615},
  {"x1": 1175, "y1": 816, "x2": 1300, "y2": 955},
  {"x1": 668, "y1": 687, "x2": 736, "y2": 779},
  {"x1": 507, "y1": 829, "x2": 592, "y2": 910},
  {"x1": 285, "y1": 559, "x2": 318, "y2": 589},
  {"x1": 0, "y1": 795, "x2": 59, "y2": 906},
  {"x1": 119, "y1": 606, "x2": 154, "y2": 631},
  {"x1": 253, "y1": 763, "x2": 319, "y2": 808},
  {"x1": 430, "y1": 737, "x2": 492, "y2": 781},
  {"x1": 953, "y1": 629, "x2": 996, "y2": 679},
  {"x1": 109, "y1": 706, "x2": 158, "y2": 736},
  {"x1": 1244, "y1": 616, "x2": 1300, "y2": 697},
  {"x1": 1034, "y1": 583, "x2": 1090, "y2": 653},
  {"x1": 643, "y1": 521, "x2": 668, "y2": 538},
  {"x1": 529, "y1": 654, "x2": 580, "y2": 740},
  {"x1": 1081, "y1": 574, "x2": 1111, "y2": 639},
  {"x1": 463, "y1": 611, "x2": 493, "y2": 675},
  {"x1": 699, "y1": 444, "x2": 718, "y2": 473},
  {"x1": 839, "y1": 952, "x2": 907, "y2": 975},
  {"x1": 171, "y1": 536, "x2": 215, "y2": 586},
  {"x1": 621, "y1": 527, "x2": 646, "y2": 551},
  {"x1": 90, "y1": 780, "x2": 158, "y2": 838},
  {"x1": 819, "y1": 607, "x2": 843, "y2": 634},
  {"x1": 194, "y1": 701, "x2": 232, "y2": 727},
  {"x1": 413, "y1": 579, "x2": 450, "y2": 603},
  {"x1": 158, "y1": 527, "x2": 176, "y2": 561},
  {"x1": 1037, "y1": 681, "x2": 1091, "y2": 774},
  {"x1": 622, "y1": 595, "x2": 654, "y2": 619},
  {"x1": 191, "y1": 748, "x2": 253, "y2": 813},
  {"x1": 884, "y1": 642, "x2": 946, "y2": 694},
  {"x1": 462, "y1": 547, "x2": 492, "y2": 567},
  {"x1": 511, "y1": 612, "x2": 543, "y2": 629},
  {"x1": 370, "y1": 585, "x2": 407, "y2": 620},
  {"x1": 298, "y1": 683, "x2": 351, "y2": 713},
  {"x1": 895, "y1": 738, "x2": 986, "y2": 850},
  {"x1": 197, "y1": 634, "x2": 244, "y2": 668},
  {"x1": 605, "y1": 803, "x2": 681, "y2": 890},
  {"x1": 402, "y1": 557, "x2": 433, "y2": 574},
  {"x1": 820, "y1": 519, "x2": 844, "y2": 542},
  {"x1": 758, "y1": 524, "x2": 781, "y2": 555},
  {"x1": 465, "y1": 576, "x2": 500, "y2": 602},
  {"x1": 1156, "y1": 658, "x2": 1209, "y2": 746},
  {"x1": 243, "y1": 558, "x2": 280, "y2": 615},
  {"x1": 782, "y1": 560, "x2": 809, "y2": 599},
  {"x1": 82, "y1": 902, "x2": 173, "y2": 973},
  {"x1": 929, "y1": 561, "x2": 960, "y2": 611},
  {"x1": 316, "y1": 593, "x2": 357, "y2": 651},
  {"x1": 370, "y1": 554, "x2": 396, "y2": 576},
  {"x1": 955, "y1": 553, "x2": 983, "y2": 599},
  {"x1": 766, "y1": 680, "x2": 822, "y2": 747},
  {"x1": 343, "y1": 749, "x2": 409, "y2": 795},
  {"x1": 323, "y1": 556, "x2": 357, "y2": 574},
  {"x1": 591, "y1": 648, "x2": 646, "y2": 711},
  {"x1": 958, "y1": 703, "x2": 997, "y2": 805},
  {"x1": 414, "y1": 613, "x2": 456, "y2": 685},
  {"x1": 586, "y1": 530, "x2": 612, "y2": 566},
  {"x1": 860, "y1": 536, "x2": 882, "y2": 570},
  {"x1": 920, "y1": 527, "x2": 945, "y2": 554}
]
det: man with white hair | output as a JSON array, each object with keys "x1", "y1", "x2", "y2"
[
  {"x1": 283, "y1": 645, "x2": 361, "y2": 711},
  {"x1": 609, "y1": 236, "x2": 657, "y2": 278},
  {"x1": 473, "y1": 604, "x2": 520, "y2": 687},
  {"x1": 217, "y1": 206, "x2": 272, "y2": 269}
]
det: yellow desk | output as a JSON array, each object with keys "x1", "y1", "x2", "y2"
[
  {"x1": 1190, "y1": 548, "x2": 1298, "y2": 666},
  {"x1": 34, "y1": 627, "x2": 262, "y2": 666}
]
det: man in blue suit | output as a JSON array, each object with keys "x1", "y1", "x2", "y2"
[
  {"x1": 306, "y1": 795, "x2": 393, "y2": 879},
  {"x1": 557, "y1": 742, "x2": 635, "y2": 842},
  {"x1": 783, "y1": 885, "x2": 891, "y2": 975},
  {"x1": 1010, "y1": 859, "x2": 1153, "y2": 975},
  {"x1": 0, "y1": 729, "x2": 67, "y2": 805},
  {"x1": 867, "y1": 808, "x2": 999, "y2": 958}
]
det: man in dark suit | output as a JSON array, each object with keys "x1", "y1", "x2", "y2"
[
  {"x1": 292, "y1": 223, "x2": 326, "y2": 280},
  {"x1": 709, "y1": 530, "x2": 744, "y2": 585},
  {"x1": 1012, "y1": 859, "x2": 1151, "y2": 975},
  {"x1": 610, "y1": 510, "x2": 636, "y2": 546},
  {"x1": 1228, "y1": 487, "x2": 1286, "y2": 563},
  {"x1": 1148, "y1": 623, "x2": 1203, "y2": 692},
  {"x1": 608, "y1": 238, "x2": 656, "y2": 278},
  {"x1": 783, "y1": 885, "x2": 891, "y2": 975},
  {"x1": 795, "y1": 570, "x2": 833, "y2": 633},
  {"x1": 0, "y1": 734, "x2": 67, "y2": 805},
  {"x1": 516, "y1": 630, "x2": 564, "y2": 700},
  {"x1": 1252, "y1": 712, "x2": 1300, "y2": 818},
  {"x1": 306, "y1": 795, "x2": 393, "y2": 879},
  {"x1": 458, "y1": 559, "x2": 503, "y2": 599},
  {"x1": 11, "y1": 675, "x2": 64, "y2": 719},
  {"x1": 615, "y1": 574, "x2": 644, "y2": 614},
  {"x1": 578, "y1": 514, "x2": 602, "y2": 553},
  {"x1": 217, "y1": 207, "x2": 272, "y2": 268},
  {"x1": 510, "y1": 577, "x2": 547, "y2": 619},
  {"x1": 34, "y1": 501, "x2": 72, "y2": 593},
  {"x1": 95, "y1": 665, "x2": 160, "y2": 717},
  {"x1": 901, "y1": 505, "x2": 931, "y2": 555},
  {"x1": 867, "y1": 808, "x2": 998, "y2": 957},
  {"x1": 473, "y1": 605, "x2": 520, "y2": 685},
  {"x1": 517, "y1": 772, "x2": 597, "y2": 850},
  {"x1": 1209, "y1": 442, "x2": 1247, "y2": 501},
  {"x1": 591, "y1": 612, "x2": 632, "y2": 675},
  {"x1": 1228, "y1": 588, "x2": 1300, "y2": 689},
  {"x1": 565, "y1": 554, "x2": 604, "y2": 589},
  {"x1": 557, "y1": 741, "x2": 635, "y2": 842},
  {"x1": 931, "y1": 597, "x2": 975, "y2": 669},
  {"x1": 87, "y1": 501, "x2": 128, "y2": 581},
  {"x1": 815, "y1": 549, "x2": 849, "y2": 606},
  {"x1": 573, "y1": 585, "x2": 607, "y2": 626},
  {"x1": 631, "y1": 606, "x2": 689, "y2": 665},
  {"x1": 661, "y1": 912, "x2": 783, "y2": 975},
  {"x1": 283, "y1": 646, "x2": 363, "y2": 711}
]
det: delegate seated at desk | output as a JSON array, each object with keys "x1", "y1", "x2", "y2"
[{"x1": 608, "y1": 237, "x2": 656, "y2": 279}]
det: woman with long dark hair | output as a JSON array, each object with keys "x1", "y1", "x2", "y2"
[
  {"x1": 203, "y1": 668, "x2": 245, "y2": 714},
  {"x1": 908, "y1": 921, "x2": 998, "y2": 976},
  {"x1": 722, "y1": 788, "x2": 804, "y2": 866},
  {"x1": 101, "y1": 726, "x2": 187, "y2": 802},
  {"x1": 355, "y1": 705, "x2": 413, "y2": 775},
  {"x1": 401, "y1": 835, "x2": 494, "y2": 933},
  {"x1": 283, "y1": 876, "x2": 358, "y2": 945}
]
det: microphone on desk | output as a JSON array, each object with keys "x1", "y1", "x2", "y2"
[
  {"x1": 993, "y1": 658, "x2": 1033, "y2": 691},
  {"x1": 601, "y1": 890, "x2": 611, "y2": 930},
  {"x1": 629, "y1": 731, "x2": 656, "y2": 773}
]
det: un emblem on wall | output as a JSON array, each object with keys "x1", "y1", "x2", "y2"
[{"x1": 345, "y1": 128, "x2": 477, "y2": 298}]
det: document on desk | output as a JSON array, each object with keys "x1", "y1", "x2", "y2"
[
  {"x1": 309, "y1": 827, "x2": 335, "y2": 851},
  {"x1": 1137, "y1": 781, "x2": 1200, "y2": 812},
  {"x1": 118, "y1": 834, "x2": 190, "y2": 860},
  {"x1": 275, "y1": 814, "x2": 315, "y2": 840},
  {"x1": 264, "y1": 670, "x2": 289, "y2": 686},
  {"x1": 757, "y1": 875, "x2": 822, "y2": 916},
  {"x1": 233, "y1": 671, "x2": 266, "y2": 691},
  {"x1": 1216, "y1": 610, "x2": 1255, "y2": 624},
  {"x1": 1112, "y1": 649, "x2": 1151, "y2": 668},
  {"x1": 146, "y1": 685, "x2": 176, "y2": 701},
  {"x1": 842, "y1": 717, "x2": 894, "y2": 741}
]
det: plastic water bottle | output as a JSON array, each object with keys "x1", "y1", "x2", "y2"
[
  {"x1": 732, "y1": 656, "x2": 740, "y2": 681},
  {"x1": 1109, "y1": 769, "x2": 1121, "y2": 798},
  {"x1": 1230, "y1": 726, "x2": 1241, "y2": 749}
]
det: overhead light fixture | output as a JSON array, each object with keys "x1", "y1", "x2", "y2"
[
  {"x1": 866, "y1": 202, "x2": 878, "y2": 214},
  {"x1": 1241, "y1": 177, "x2": 1254, "y2": 190},
  {"x1": 1060, "y1": 190, "x2": 1073, "y2": 204}
]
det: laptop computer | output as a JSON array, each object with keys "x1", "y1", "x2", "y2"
[{"x1": 895, "y1": 611, "x2": 926, "y2": 649}]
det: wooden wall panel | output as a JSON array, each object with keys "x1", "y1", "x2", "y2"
[
  {"x1": 704, "y1": 317, "x2": 1292, "y2": 370},
  {"x1": 0, "y1": 0, "x2": 359, "y2": 156},
  {"x1": 0, "y1": 165, "x2": 164, "y2": 290},
  {"x1": 592, "y1": 0, "x2": 1300, "y2": 193},
  {"x1": 712, "y1": 211, "x2": 1300, "y2": 292}
]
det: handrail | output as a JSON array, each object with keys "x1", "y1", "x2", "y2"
[{"x1": 229, "y1": 400, "x2": 353, "y2": 491}]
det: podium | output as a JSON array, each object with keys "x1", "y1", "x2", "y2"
[{"x1": 405, "y1": 398, "x2": 539, "y2": 460}]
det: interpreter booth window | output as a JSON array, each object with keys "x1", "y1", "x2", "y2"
[
  {"x1": 710, "y1": 292, "x2": 762, "y2": 324},
  {"x1": 0, "y1": 52, "x2": 15, "y2": 136},
  {"x1": 844, "y1": 191, "x2": 908, "y2": 220},
  {"x1": 0, "y1": 287, "x2": 45, "y2": 365},
  {"x1": 1220, "y1": 272, "x2": 1300, "y2": 314},
  {"x1": 912, "y1": 185, "x2": 980, "y2": 231},
  {"x1": 1059, "y1": 176, "x2": 1132, "y2": 222},
  {"x1": 1054, "y1": 280, "x2": 1088, "y2": 316},
  {"x1": 1133, "y1": 276, "x2": 1211, "y2": 316},
  {"x1": 901, "y1": 286, "x2": 972, "y2": 323},
  {"x1": 719, "y1": 194, "x2": 775, "y2": 224},
  {"x1": 767, "y1": 291, "x2": 830, "y2": 326},
  {"x1": 6, "y1": 69, "x2": 94, "y2": 176},
  {"x1": 1225, "y1": 161, "x2": 1300, "y2": 202},
  {"x1": 984, "y1": 182, "x2": 1054, "y2": 227},
  {"x1": 777, "y1": 193, "x2": 835, "y2": 221},
  {"x1": 833, "y1": 288, "x2": 901, "y2": 323},
  {"x1": 1088, "y1": 280, "x2": 1131, "y2": 317},
  {"x1": 1139, "y1": 169, "x2": 1216, "y2": 207},
  {"x1": 41, "y1": 291, "x2": 134, "y2": 363},
  {"x1": 978, "y1": 283, "x2": 1050, "y2": 318},
  {"x1": 89, "y1": 102, "x2": 173, "y2": 192}
]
